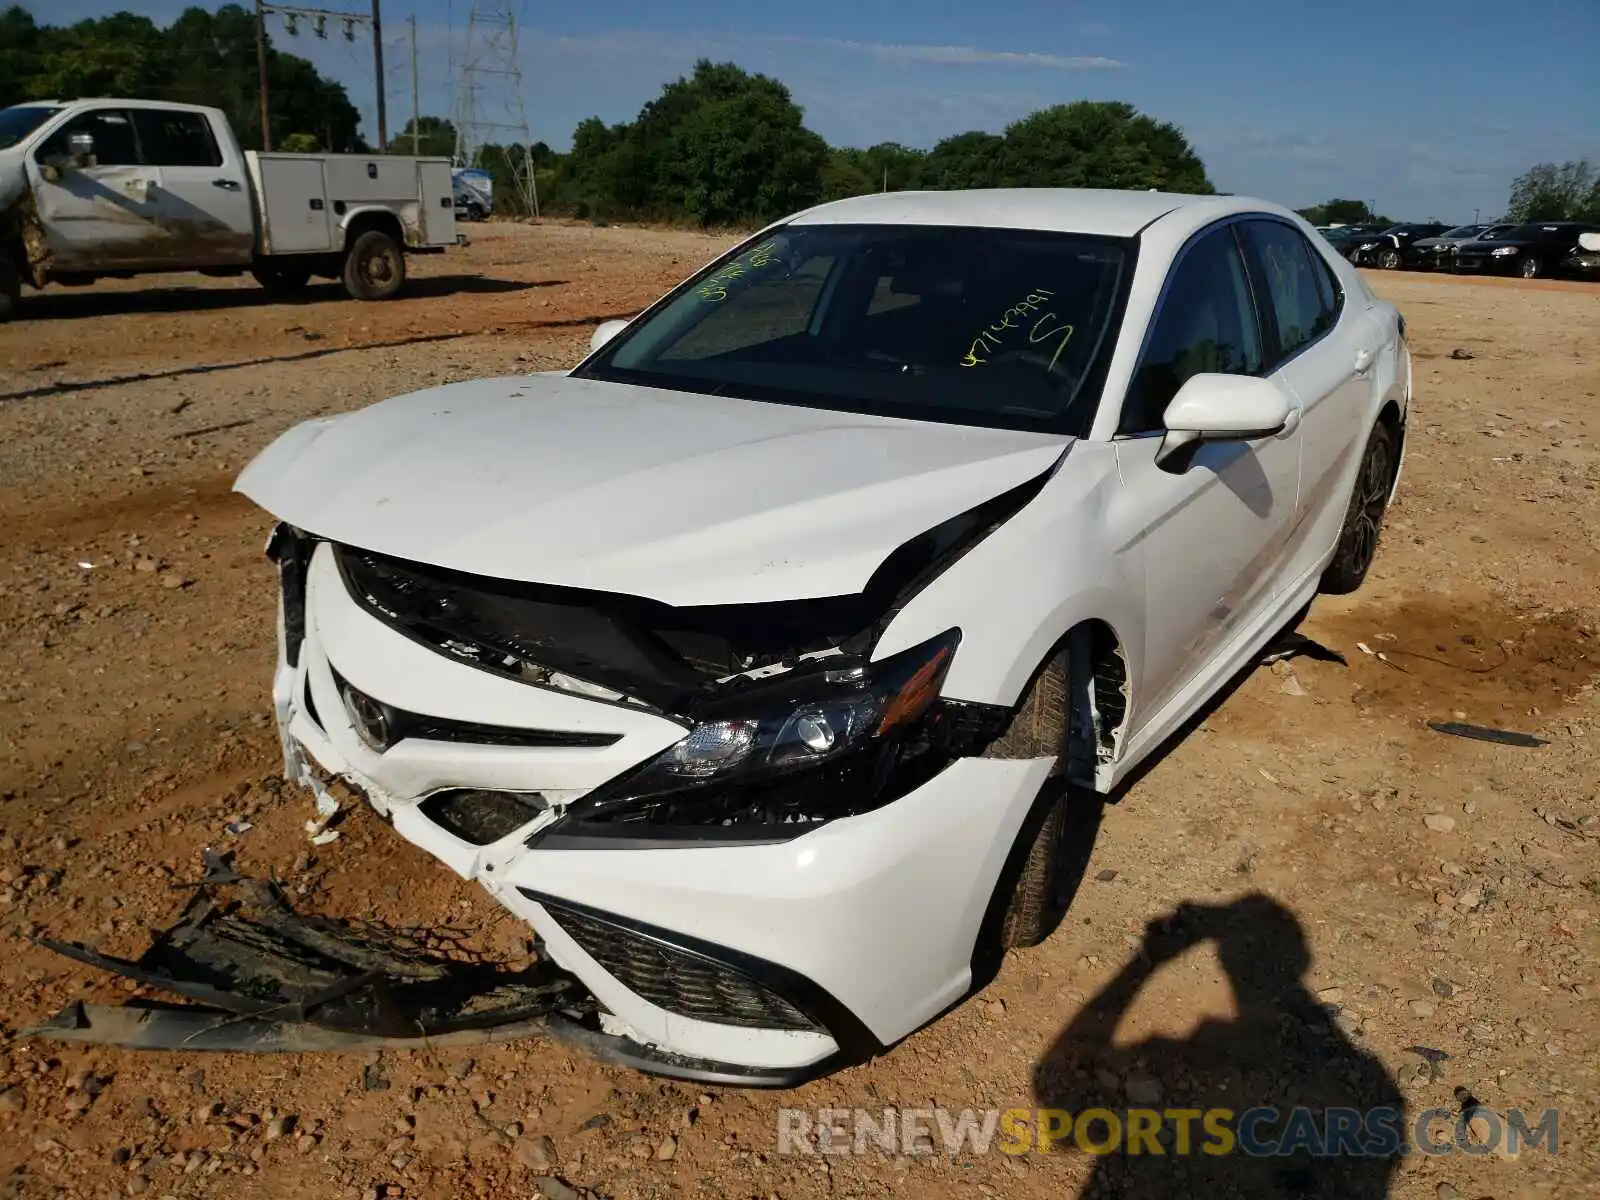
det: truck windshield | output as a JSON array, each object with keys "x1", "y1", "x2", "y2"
[
  {"x1": 0, "y1": 105, "x2": 59, "y2": 150},
  {"x1": 575, "y1": 223, "x2": 1133, "y2": 436}
]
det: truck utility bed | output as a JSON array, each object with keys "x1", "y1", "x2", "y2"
[{"x1": 250, "y1": 152, "x2": 457, "y2": 256}]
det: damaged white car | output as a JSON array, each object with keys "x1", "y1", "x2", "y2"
[{"x1": 222, "y1": 189, "x2": 1407, "y2": 1083}]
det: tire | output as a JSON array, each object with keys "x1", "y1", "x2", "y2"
[
  {"x1": 1321, "y1": 421, "x2": 1395, "y2": 595},
  {"x1": 0, "y1": 254, "x2": 20, "y2": 323},
  {"x1": 1379, "y1": 248, "x2": 1401, "y2": 270},
  {"x1": 342, "y1": 229, "x2": 406, "y2": 301},
  {"x1": 988, "y1": 653, "x2": 1101, "y2": 951},
  {"x1": 1519, "y1": 256, "x2": 1540, "y2": 280},
  {"x1": 250, "y1": 261, "x2": 313, "y2": 296}
]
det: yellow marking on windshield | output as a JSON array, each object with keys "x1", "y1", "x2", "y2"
[
  {"x1": 961, "y1": 287, "x2": 1062, "y2": 367},
  {"x1": 697, "y1": 239, "x2": 782, "y2": 301}
]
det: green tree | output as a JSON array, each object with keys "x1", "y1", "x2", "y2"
[
  {"x1": 1506, "y1": 160, "x2": 1599, "y2": 222},
  {"x1": 918, "y1": 131, "x2": 1005, "y2": 190},
  {"x1": 997, "y1": 101, "x2": 1213, "y2": 193},
  {"x1": 0, "y1": 4, "x2": 363, "y2": 152},
  {"x1": 394, "y1": 115, "x2": 456, "y2": 157},
  {"x1": 558, "y1": 60, "x2": 828, "y2": 225},
  {"x1": 1296, "y1": 198, "x2": 1389, "y2": 226}
]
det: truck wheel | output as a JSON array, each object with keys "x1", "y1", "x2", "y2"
[
  {"x1": 251, "y1": 262, "x2": 313, "y2": 296},
  {"x1": 0, "y1": 256, "x2": 19, "y2": 323},
  {"x1": 343, "y1": 230, "x2": 406, "y2": 301}
]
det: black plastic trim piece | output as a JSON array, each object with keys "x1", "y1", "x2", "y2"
[
  {"x1": 328, "y1": 665, "x2": 621, "y2": 752},
  {"x1": 521, "y1": 889, "x2": 883, "y2": 1063}
]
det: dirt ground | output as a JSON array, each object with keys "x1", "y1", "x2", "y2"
[{"x1": 0, "y1": 222, "x2": 1596, "y2": 1200}]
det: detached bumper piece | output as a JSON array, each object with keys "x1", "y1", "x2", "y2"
[
  {"x1": 27, "y1": 876, "x2": 583, "y2": 1047},
  {"x1": 21, "y1": 872, "x2": 844, "y2": 1087}
]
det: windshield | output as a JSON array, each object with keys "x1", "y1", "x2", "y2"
[
  {"x1": 1441, "y1": 225, "x2": 1483, "y2": 238},
  {"x1": 576, "y1": 223, "x2": 1133, "y2": 435},
  {"x1": 0, "y1": 105, "x2": 59, "y2": 151}
]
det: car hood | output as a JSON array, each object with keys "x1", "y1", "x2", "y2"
[{"x1": 234, "y1": 373, "x2": 1072, "y2": 607}]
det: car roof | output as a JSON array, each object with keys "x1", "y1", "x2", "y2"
[{"x1": 788, "y1": 188, "x2": 1261, "y2": 239}]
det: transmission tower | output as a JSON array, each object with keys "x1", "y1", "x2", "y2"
[{"x1": 453, "y1": 0, "x2": 539, "y2": 216}]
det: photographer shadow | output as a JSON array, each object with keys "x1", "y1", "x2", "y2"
[{"x1": 1033, "y1": 894, "x2": 1405, "y2": 1198}]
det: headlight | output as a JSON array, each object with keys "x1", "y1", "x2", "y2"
[
  {"x1": 1491, "y1": 246, "x2": 1518, "y2": 256},
  {"x1": 1357, "y1": 242, "x2": 1378, "y2": 251},
  {"x1": 541, "y1": 629, "x2": 962, "y2": 836}
]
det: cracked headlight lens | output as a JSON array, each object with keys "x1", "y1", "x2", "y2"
[{"x1": 555, "y1": 629, "x2": 961, "y2": 828}]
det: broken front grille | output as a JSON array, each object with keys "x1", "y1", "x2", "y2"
[{"x1": 536, "y1": 898, "x2": 821, "y2": 1032}]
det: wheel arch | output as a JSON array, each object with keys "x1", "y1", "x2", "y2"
[{"x1": 338, "y1": 207, "x2": 407, "y2": 252}]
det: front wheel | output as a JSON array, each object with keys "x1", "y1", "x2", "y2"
[
  {"x1": 342, "y1": 229, "x2": 407, "y2": 300},
  {"x1": 1379, "y1": 248, "x2": 1401, "y2": 269},
  {"x1": 1519, "y1": 256, "x2": 1541, "y2": 280},
  {"x1": 1321, "y1": 421, "x2": 1395, "y2": 595}
]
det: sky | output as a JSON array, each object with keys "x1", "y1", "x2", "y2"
[{"x1": 20, "y1": 0, "x2": 1600, "y2": 221}]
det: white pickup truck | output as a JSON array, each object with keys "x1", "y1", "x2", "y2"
[{"x1": 0, "y1": 98, "x2": 465, "y2": 320}]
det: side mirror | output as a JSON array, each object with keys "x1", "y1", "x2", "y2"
[
  {"x1": 589, "y1": 318, "x2": 629, "y2": 354},
  {"x1": 1156, "y1": 374, "x2": 1292, "y2": 467},
  {"x1": 66, "y1": 131, "x2": 95, "y2": 166}
]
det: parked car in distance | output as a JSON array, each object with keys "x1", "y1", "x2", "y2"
[
  {"x1": 1402, "y1": 223, "x2": 1516, "y2": 271},
  {"x1": 1316, "y1": 224, "x2": 1388, "y2": 259},
  {"x1": 1453, "y1": 221, "x2": 1600, "y2": 279},
  {"x1": 235, "y1": 188, "x2": 1411, "y2": 1084},
  {"x1": 1349, "y1": 223, "x2": 1452, "y2": 269},
  {"x1": 1560, "y1": 230, "x2": 1600, "y2": 281}
]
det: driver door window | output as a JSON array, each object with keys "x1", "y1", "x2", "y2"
[
  {"x1": 1120, "y1": 226, "x2": 1262, "y2": 434},
  {"x1": 35, "y1": 109, "x2": 141, "y2": 167}
]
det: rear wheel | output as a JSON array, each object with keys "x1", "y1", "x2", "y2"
[
  {"x1": 251, "y1": 261, "x2": 313, "y2": 296},
  {"x1": 342, "y1": 229, "x2": 406, "y2": 300},
  {"x1": 1321, "y1": 421, "x2": 1395, "y2": 595}
]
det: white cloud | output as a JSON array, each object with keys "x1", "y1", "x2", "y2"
[
  {"x1": 785, "y1": 37, "x2": 1125, "y2": 70},
  {"x1": 532, "y1": 29, "x2": 1125, "y2": 72}
]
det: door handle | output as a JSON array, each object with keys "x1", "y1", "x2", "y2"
[
  {"x1": 212, "y1": 178, "x2": 242, "y2": 191},
  {"x1": 1353, "y1": 347, "x2": 1376, "y2": 375}
]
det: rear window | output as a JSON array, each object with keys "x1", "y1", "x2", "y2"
[{"x1": 577, "y1": 223, "x2": 1135, "y2": 435}]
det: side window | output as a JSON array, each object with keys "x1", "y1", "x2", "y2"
[
  {"x1": 1120, "y1": 227, "x2": 1263, "y2": 434},
  {"x1": 1242, "y1": 220, "x2": 1334, "y2": 363},
  {"x1": 35, "y1": 109, "x2": 141, "y2": 167},
  {"x1": 131, "y1": 110, "x2": 222, "y2": 168}
]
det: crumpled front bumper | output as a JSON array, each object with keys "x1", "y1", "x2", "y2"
[{"x1": 265, "y1": 544, "x2": 1051, "y2": 1076}]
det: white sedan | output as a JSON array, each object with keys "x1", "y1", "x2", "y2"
[{"x1": 235, "y1": 188, "x2": 1409, "y2": 1084}]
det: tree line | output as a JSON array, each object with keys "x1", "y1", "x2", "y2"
[
  {"x1": 1, "y1": 4, "x2": 362, "y2": 153},
  {"x1": 5, "y1": 5, "x2": 1594, "y2": 230}
]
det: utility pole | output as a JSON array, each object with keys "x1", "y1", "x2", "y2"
[
  {"x1": 371, "y1": 0, "x2": 387, "y2": 151},
  {"x1": 261, "y1": 4, "x2": 384, "y2": 151},
  {"x1": 254, "y1": 0, "x2": 272, "y2": 151},
  {"x1": 409, "y1": 14, "x2": 420, "y2": 153}
]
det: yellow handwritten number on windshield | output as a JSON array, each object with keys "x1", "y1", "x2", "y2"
[{"x1": 1029, "y1": 313, "x2": 1075, "y2": 373}]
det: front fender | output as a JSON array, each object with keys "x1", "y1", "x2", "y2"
[{"x1": 873, "y1": 439, "x2": 1137, "y2": 710}]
